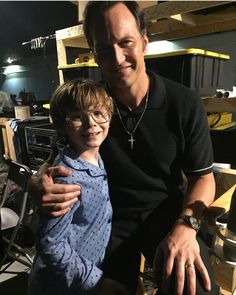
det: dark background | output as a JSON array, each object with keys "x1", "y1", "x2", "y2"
[{"x1": 0, "y1": 1, "x2": 78, "y2": 66}]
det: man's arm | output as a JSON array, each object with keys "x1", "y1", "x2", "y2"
[
  {"x1": 29, "y1": 152, "x2": 80, "y2": 217},
  {"x1": 154, "y1": 172, "x2": 215, "y2": 295}
]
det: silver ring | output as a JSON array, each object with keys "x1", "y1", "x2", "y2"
[{"x1": 185, "y1": 263, "x2": 195, "y2": 269}]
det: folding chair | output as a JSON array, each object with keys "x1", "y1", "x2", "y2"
[{"x1": 0, "y1": 160, "x2": 33, "y2": 272}]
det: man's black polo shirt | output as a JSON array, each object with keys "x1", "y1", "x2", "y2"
[{"x1": 101, "y1": 71, "x2": 213, "y2": 214}]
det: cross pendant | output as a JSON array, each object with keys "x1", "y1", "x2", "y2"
[{"x1": 128, "y1": 135, "x2": 135, "y2": 149}]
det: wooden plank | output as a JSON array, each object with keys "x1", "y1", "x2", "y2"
[
  {"x1": 211, "y1": 259, "x2": 236, "y2": 294},
  {"x1": 0, "y1": 118, "x2": 10, "y2": 160},
  {"x1": 148, "y1": 19, "x2": 191, "y2": 35},
  {"x1": 56, "y1": 25, "x2": 88, "y2": 49},
  {"x1": 214, "y1": 168, "x2": 236, "y2": 200},
  {"x1": 202, "y1": 97, "x2": 236, "y2": 113},
  {"x1": 0, "y1": 118, "x2": 16, "y2": 161},
  {"x1": 149, "y1": 18, "x2": 236, "y2": 41},
  {"x1": 168, "y1": 13, "x2": 197, "y2": 26},
  {"x1": 143, "y1": 1, "x2": 231, "y2": 22},
  {"x1": 213, "y1": 184, "x2": 236, "y2": 211},
  {"x1": 5, "y1": 121, "x2": 16, "y2": 161},
  {"x1": 56, "y1": 25, "x2": 84, "y2": 41},
  {"x1": 148, "y1": 6, "x2": 236, "y2": 36},
  {"x1": 191, "y1": 6, "x2": 236, "y2": 25},
  {"x1": 205, "y1": 169, "x2": 236, "y2": 221}
]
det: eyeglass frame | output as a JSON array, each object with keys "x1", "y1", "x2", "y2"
[{"x1": 66, "y1": 110, "x2": 111, "y2": 127}]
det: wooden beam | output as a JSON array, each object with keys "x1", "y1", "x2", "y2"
[
  {"x1": 168, "y1": 14, "x2": 196, "y2": 26},
  {"x1": 143, "y1": 1, "x2": 232, "y2": 21},
  {"x1": 56, "y1": 25, "x2": 88, "y2": 48},
  {"x1": 148, "y1": 19, "x2": 190, "y2": 35},
  {"x1": 169, "y1": 5, "x2": 236, "y2": 28},
  {"x1": 149, "y1": 18, "x2": 236, "y2": 41}
]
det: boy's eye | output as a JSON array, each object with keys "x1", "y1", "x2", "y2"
[{"x1": 93, "y1": 111, "x2": 103, "y2": 117}]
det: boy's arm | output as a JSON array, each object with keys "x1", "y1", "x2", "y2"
[{"x1": 37, "y1": 191, "x2": 103, "y2": 293}]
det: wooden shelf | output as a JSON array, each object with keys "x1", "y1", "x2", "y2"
[
  {"x1": 57, "y1": 62, "x2": 98, "y2": 70},
  {"x1": 55, "y1": 24, "x2": 89, "y2": 84},
  {"x1": 71, "y1": 1, "x2": 236, "y2": 42}
]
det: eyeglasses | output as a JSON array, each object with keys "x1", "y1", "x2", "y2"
[{"x1": 66, "y1": 110, "x2": 110, "y2": 126}]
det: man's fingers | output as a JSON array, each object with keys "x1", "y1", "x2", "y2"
[
  {"x1": 174, "y1": 258, "x2": 185, "y2": 295},
  {"x1": 41, "y1": 190, "x2": 80, "y2": 206},
  {"x1": 41, "y1": 184, "x2": 81, "y2": 203},
  {"x1": 41, "y1": 197, "x2": 78, "y2": 216},
  {"x1": 195, "y1": 259, "x2": 211, "y2": 292},
  {"x1": 45, "y1": 166, "x2": 72, "y2": 178},
  {"x1": 161, "y1": 237, "x2": 175, "y2": 293},
  {"x1": 185, "y1": 263, "x2": 196, "y2": 295}
]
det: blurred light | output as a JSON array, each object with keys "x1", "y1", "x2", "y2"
[
  {"x1": 6, "y1": 57, "x2": 14, "y2": 64},
  {"x1": 146, "y1": 41, "x2": 181, "y2": 55},
  {"x1": 3, "y1": 65, "x2": 28, "y2": 75}
]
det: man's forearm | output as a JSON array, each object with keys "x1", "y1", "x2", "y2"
[{"x1": 182, "y1": 172, "x2": 215, "y2": 219}]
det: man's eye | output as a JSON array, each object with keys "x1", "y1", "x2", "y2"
[{"x1": 120, "y1": 40, "x2": 133, "y2": 47}]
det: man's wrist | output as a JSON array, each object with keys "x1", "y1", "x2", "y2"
[{"x1": 177, "y1": 214, "x2": 202, "y2": 232}]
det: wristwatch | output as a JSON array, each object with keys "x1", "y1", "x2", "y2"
[{"x1": 178, "y1": 215, "x2": 201, "y2": 232}]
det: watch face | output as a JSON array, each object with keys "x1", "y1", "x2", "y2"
[
  {"x1": 180, "y1": 215, "x2": 201, "y2": 231},
  {"x1": 189, "y1": 216, "x2": 200, "y2": 231}
]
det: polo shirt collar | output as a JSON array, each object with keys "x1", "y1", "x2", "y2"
[
  {"x1": 57, "y1": 139, "x2": 106, "y2": 177},
  {"x1": 147, "y1": 70, "x2": 166, "y2": 109},
  {"x1": 103, "y1": 70, "x2": 166, "y2": 110}
]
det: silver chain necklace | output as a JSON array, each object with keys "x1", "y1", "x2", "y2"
[{"x1": 115, "y1": 88, "x2": 149, "y2": 149}]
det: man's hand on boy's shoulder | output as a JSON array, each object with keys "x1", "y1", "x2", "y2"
[{"x1": 29, "y1": 165, "x2": 81, "y2": 217}]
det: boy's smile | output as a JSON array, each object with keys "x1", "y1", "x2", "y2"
[{"x1": 64, "y1": 106, "x2": 111, "y2": 156}]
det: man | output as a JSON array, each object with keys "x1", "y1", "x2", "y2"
[{"x1": 32, "y1": 2, "x2": 219, "y2": 295}]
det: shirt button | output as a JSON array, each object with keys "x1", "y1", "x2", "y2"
[{"x1": 108, "y1": 219, "x2": 111, "y2": 223}]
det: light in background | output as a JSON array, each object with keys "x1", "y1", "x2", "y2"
[
  {"x1": 146, "y1": 40, "x2": 182, "y2": 55},
  {"x1": 6, "y1": 57, "x2": 14, "y2": 64},
  {"x1": 3, "y1": 65, "x2": 28, "y2": 75}
]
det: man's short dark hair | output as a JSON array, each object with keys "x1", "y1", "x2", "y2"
[{"x1": 83, "y1": 1, "x2": 147, "y2": 50}]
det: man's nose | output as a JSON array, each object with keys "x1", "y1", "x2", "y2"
[{"x1": 112, "y1": 44, "x2": 125, "y2": 65}]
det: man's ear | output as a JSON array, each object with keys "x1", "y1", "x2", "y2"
[
  {"x1": 91, "y1": 48, "x2": 99, "y2": 64},
  {"x1": 94, "y1": 53, "x2": 99, "y2": 64},
  {"x1": 142, "y1": 29, "x2": 149, "y2": 54}
]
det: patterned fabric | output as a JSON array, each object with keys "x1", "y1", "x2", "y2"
[{"x1": 29, "y1": 145, "x2": 112, "y2": 295}]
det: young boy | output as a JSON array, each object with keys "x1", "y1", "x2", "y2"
[{"x1": 28, "y1": 79, "x2": 127, "y2": 295}]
